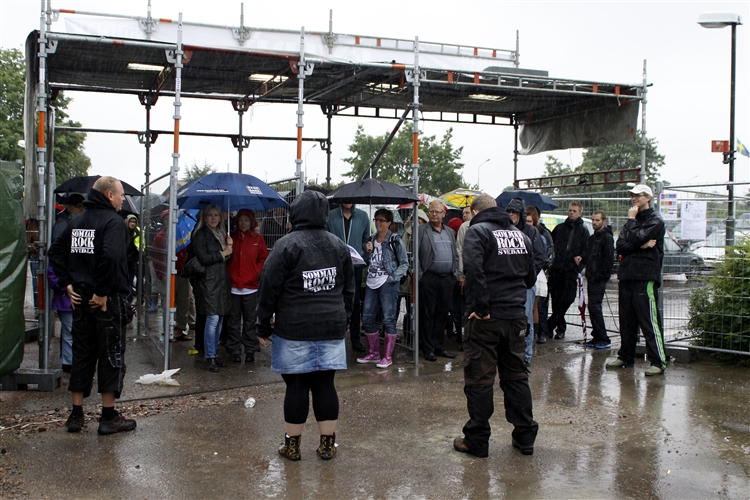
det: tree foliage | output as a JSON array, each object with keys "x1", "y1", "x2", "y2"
[
  {"x1": 343, "y1": 125, "x2": 466, "y2": 196},
  {"x1": 181, "y1": 159, "x2": 216, "y2": 181},
  {"x1": 688, "y1": 240, "x2": 750, "y2": 366},
  {"x1": 538, "y1": 134, "x2": 665, "y2": 195},
  {"x1": 0, "y1": 47, "x2": 91, "y2": 184}
]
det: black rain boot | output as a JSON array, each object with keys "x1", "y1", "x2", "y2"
[
  {"x1": 279, "y1": 434, "x2": 301, "y2": 461},
  {"x1": 316, "y1": 433, "x2": 337, "y2": 460}
]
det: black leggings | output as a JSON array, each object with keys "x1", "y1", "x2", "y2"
[{"x1": 281, "y1": 371, "x2": 339, "y2": 425}]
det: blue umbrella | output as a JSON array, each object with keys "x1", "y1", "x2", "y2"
[
  {"x1": 175, "y1": 172, "x2": 289, "y2": 212},
  {"x1": 175, "y1": 209, "x2": 199, "y2": 253},
  {"x1": 496, "y1": 190, "x2": 558, "y2": 212}
]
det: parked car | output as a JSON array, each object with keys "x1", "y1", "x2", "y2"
[
  {"x1": 689, "y1": 230, "x2": 750, "y2": 264},
  {"x1": 613, "y1": 230, "x2": 705, "y2": 276}
]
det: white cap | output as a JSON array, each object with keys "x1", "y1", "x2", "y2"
[{"x1": 628, "y1": 184, "x2": 653, "y2": 197}]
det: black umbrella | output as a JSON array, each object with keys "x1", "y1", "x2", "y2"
[
  {"x1": 132, "y1": 192, "x2": 166, "y2": 214},
  {"x1": 54, "y1": 175, "x2": 143, "y2": 203},
  {"x1": 496, "y1": 190, "x2": 558, "y2": 212},
  {"x1": 118, "y1": 196, "x2": 139, "y2": 217},
  {"x1": 328, "y1": 178, "x2": 418, "y2": 205}
]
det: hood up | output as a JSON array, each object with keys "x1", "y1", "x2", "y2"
[{"x1": 290, "y1": 190, "x2": 329, "y2": 230}]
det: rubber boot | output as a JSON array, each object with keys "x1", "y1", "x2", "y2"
[
  {"x1": 278, "y1": 434, "x2": 301, "y2": 461},
  {"x1": 316, "y1": 433, "x2": 337, "y2": 460},
  {"x1": 147, "y1": 296, "x2": 158, "y2": 313},
  {"x1": 376, "y1": 334, "x2": 397, "y2": 368},
  {"x1": 357, "y1": 333, "x2": 380, "y2": 364}
]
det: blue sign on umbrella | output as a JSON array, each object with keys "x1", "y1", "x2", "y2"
[{"x1": 176, "y1": 172, "x2": 289, "y2": 212}]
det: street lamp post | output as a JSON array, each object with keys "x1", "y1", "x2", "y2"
[
  {"x1": 476, "y1": 158, "x2": 490, "y2": 187},
  {"x1": 304, "y1": 144, "x2": 317, "y2": 185},
  {"x1": 699, "y1": 12, "x2": 742, "y2": 247}
]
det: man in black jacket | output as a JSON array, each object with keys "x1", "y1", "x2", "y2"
[
  {"x1": 607, "y1": 184, "x2": 667, "y2": 376},
  {"x1": 453, "y1": 199, "x2": 538, "y2": 458},
  {"x1": 48, "y1": 176, "x2": 137, "y2": 435},
  {"x1": 548, "y1": 202, "x2": 589, "y2": 339},
  {"x1": 582, "y1": 210, "x2": 614, "y2": 349},
  {"x1": 505, "y1": 198, "x2": 545, "y2": 365}
]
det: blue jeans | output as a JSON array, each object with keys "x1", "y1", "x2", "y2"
[
  {"x1": 525, "y1": 286, "x2": 536, "y2": 362},
  {"x1": 58, "y1": 311, "x2": 73, "y2": 366},
  {"x1": 362, "y1": 281, "x2": 399, "y2": 335},
  {"x1": 204, "y1": 314, "x2": 223, "y2": 359}
]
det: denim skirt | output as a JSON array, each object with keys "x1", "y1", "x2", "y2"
[{"x1": 271, "y1": 336, "x2": 347, "y2": 374}]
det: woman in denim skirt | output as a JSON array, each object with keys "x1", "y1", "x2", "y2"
[{"x1": 256, "y1": 190, "x2": 355, "y2": 461}]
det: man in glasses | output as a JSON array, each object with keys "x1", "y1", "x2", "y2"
[
  {"x1": 417, "y1": 200, "x2": 459, "y2": 361},
  {"x1": 607, "y1": 184, "x2": 667, "y2": 376}
]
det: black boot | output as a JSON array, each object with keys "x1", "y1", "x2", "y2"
[
  {"x1": 207, "y1": 358, "x2": 219, "y2": 372},
  {"x1": 316, "y1": 433, "x2": 337, "y2": 460},
  {"x1": 279, "y1": 434, "x2": 301, "y2": 461}
]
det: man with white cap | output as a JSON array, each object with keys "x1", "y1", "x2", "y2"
[{"x1": 607, "y1": 184, "x2": 667, "y2": 376}]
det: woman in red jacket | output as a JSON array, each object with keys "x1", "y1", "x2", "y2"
[{"x1": 226, "y1": 209, "x2": 269, "y2": 362}]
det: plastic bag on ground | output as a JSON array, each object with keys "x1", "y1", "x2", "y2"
[{"x1": 135, "y1": 368, "x2": 181, "y2": 386}]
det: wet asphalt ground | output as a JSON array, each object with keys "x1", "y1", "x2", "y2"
[{"x1": 1, "y1": 307, "x2": 750, "y2": 498}]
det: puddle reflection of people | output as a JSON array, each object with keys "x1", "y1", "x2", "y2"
[{"x1": 256, "y1": 190, "x2": 354, "y2": 461}]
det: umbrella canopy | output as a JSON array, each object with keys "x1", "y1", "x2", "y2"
[
  {"x1": 439, "y1": 188, "x2": 488, "y2": 208},
  {"x1": 175, "y1": 172, "x2": 289, "y2": 212},
  {"x1": 54, "y1": 175, "x2": 142, "y2": 203},
  {"x1": 176, "y1": 209, "x2": 200, "y2": 253},
  {"x1": 118, "y1": 196, "x2": 139, "y2": 216},
  {"x1": 496, "y1": 190, "x2": 558, "y2": 212},
  {"x1": 396, "y1": 193, "x2": 459, "y2": 210},
  {"x1": 132, "y1": 192, "x2": 167, "y2": 214},
  {"x1": 328, "y1": 178, "x2": 418, "y2": 205}
]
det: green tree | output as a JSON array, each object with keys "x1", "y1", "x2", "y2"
[
  {"x1": 342, "y1": 125, "x2": 465, "y2": 196},
  {"x1": 539, "y1": 134, "x2": 665, "y2": 195},
  {"x1": 0, "y1": 47, "x2": 91, "y2": 183},
  {"x1": 182, "y1": 159, "x2": 216, "y2": 181}
]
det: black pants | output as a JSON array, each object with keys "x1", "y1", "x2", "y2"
[
  {"x1": 194, "y1": 314, "x2": 205, "y2": 352},
  {"x1": 225, "y1": 293, "x2": 259, "y2": 355},
  {"x1": 281, "y1": 371, "x2": 339, "y2": 425},
  {"x1": 537, "y1": 295, "x2": 550, "y2": 339},
  {"x1": 449, "y1": 283, "x2": 465, "y2": 341},
  {"x1": 461, "y1": 317, "x2": 538, "y2": 454},
  {"x1": 69, "y1": 292, "x2": 127, "y2": 399},
  {"x1": 617, "y1": 280, "x2": 666, "y2": 369},
  {"x1": 548, "y1": 270, "x2": 577, "y2": 335},
  {"x1": 587, "y1": 279, "x2": 610, "y2": 343},
  {"x1": 418, "y1": 272, "x2": 454, "y2": 355},
  {"x1": 350, "y1": 267, "x2": 365, "y2": 344}
]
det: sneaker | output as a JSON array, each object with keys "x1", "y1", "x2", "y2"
[
  {"x1": 594, "y1": 341, "x2": 612, "y2": 349},
  {"x1": 453, "y1": 437, "x2": 488, "y2": 458},
  {"x1": 606, "y1": 359, "x2": 633, "y2": 369},
  {"x1": 645, "y1": 366, "x2": 664, "y2": 376},
  {"x1": 554, "y1": 332, "x2": 565, "y2": 340},
  {"x1": 583, "y1": 339, "x2": 596, "y2": 347},
  {"x1": 97, "y1": 412, "x2": 136, "y2": 435},
  {"x1": 245, "y1": 353, "x2": 255, "y2": 363},
  {"x1": 65, "y1": 412, "x2": 84, "y2": 433},
  {"x1": 536, "y1": 336, "x2": 547, "y2": 344}
]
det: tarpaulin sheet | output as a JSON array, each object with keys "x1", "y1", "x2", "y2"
[{"x1": 0, "y1": 160, "x2": 27, "y2": 377}]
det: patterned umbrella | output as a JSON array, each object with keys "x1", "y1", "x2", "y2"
[{"x1": 439, "y1": 188, "x2": 488, "y2": 208}]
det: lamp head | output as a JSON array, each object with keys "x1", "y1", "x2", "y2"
[{"x1": 698, "y1": 12, "x2": 742, "y2": 29}]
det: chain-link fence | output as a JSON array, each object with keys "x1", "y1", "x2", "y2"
[{"x1": 546, "y1": 185, "x2": 750, "y2": 357}]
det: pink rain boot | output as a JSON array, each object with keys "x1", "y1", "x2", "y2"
[
  {"x1": 376, "y1": 334, "x2": 397, "y2": 368},
  {"x1": 357, "y1": 333, "x2": 381, "y2": 363}
]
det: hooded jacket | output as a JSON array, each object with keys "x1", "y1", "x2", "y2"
[
  {"x1": 616, "y1": 207, "x2": 665, "y2": 284},
  {"x1": 48, "y1": 188, "x2": 130, "y2": 298},
  {"x1": 584, "y1": 225, "x2": 614, "y2": 283},
  {"x1": 506, "y1": 198, "x2": 546, "y2": 276},
  {"x1": 326, "y1": 204, "x2": 371, "y2": 257},
  {"x1": 550, "y1": 216, "x2": 589, "y2": 274},
  {"x1": 463, "y1": 207, "x2": 536, "y2": 320},
  {"x1": 256, "y1": 190, "x2": 355, "y2": 341},
  {"x1": 228, "y1": 210, "x2": 268, "y2": 290}
]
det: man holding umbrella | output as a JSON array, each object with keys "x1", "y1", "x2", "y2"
[{"x1": 326, "y1": 203, "x2": 370, "y2": 352}]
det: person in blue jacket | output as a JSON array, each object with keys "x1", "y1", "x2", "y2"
[{"x1": 326, "y1": 202, "x2": 371, "y2": 352}]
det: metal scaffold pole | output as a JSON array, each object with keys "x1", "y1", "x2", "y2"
[
  {"x1": 37, "y1": 0, "x2": 50, "y2": 367},
  {"x1": 640, "y1": 59, "x2": 648, "y2": 183},
  {"x1": 410, "y1": 37, "x2": 421, "y2": 368},
  {"x1": 163, "y1": 13, "x2": 184, "y2": 370},
  {"x1": 295, "y1": 27, "x2": 313, "y2": 195}
]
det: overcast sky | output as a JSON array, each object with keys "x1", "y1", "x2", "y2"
[{"x1": 1, "y1": 0, "x2": 748, "y2": 197}]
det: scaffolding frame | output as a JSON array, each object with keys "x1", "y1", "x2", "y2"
[{"x1": 28, "y1": 1, "x2": 645, "y2": 374}]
